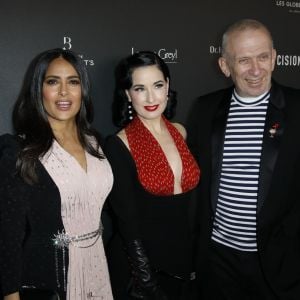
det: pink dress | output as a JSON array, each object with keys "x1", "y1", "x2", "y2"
[{"x1": 40, "y1": 140, "x2": 114, "y2": 300}]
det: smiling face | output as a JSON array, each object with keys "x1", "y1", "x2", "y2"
[
  {"x1": 218, "y1": 28, "x2": 276, "y2": 97},
  {"x1": 42, "y1": 57, "x2": 82, "y2": 127},
  {"x1": 126, "y1": 65, "x2": 169, "y2": 122}
]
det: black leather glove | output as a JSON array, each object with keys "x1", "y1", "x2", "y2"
[{"x1": 125, "y1": 239, "x2": 168, "y2": 300}]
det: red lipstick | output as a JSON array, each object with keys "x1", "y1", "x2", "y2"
[{"x1": 144, "y1": 105, "x2": 159, "y2": 111}]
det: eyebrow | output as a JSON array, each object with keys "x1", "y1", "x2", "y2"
[
  {"x1": 236, "y1": 51, "x2": 270, "y2": 59},
  {"x1": 131, "y1": 84, "x2": 144, "y2": 88},
  {"x1": 153, "y1": 80, "x2": 164, "y2": 84},
  {"x1": 131, "y1": 80, "x2": 164, "y2": 88},
  {"x1": 44, "y1": 75, "x2": 80, "y2": 79}
]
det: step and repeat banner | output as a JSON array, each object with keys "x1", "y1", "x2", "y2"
[{"x1": 0, "y1": 0, "x2": 299, "y2": 136}]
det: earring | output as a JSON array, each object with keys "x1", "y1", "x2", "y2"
[{"x1": 128, "y1": 102, "x2": 133, "y2": 120}]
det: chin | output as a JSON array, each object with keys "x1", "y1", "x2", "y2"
[{"x1": 243, "y1": 85, "x2": 267, "y2": 97}]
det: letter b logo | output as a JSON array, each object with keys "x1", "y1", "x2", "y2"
[{"x1": 63, "y1": 37, "x2": 72, "y2": 50}]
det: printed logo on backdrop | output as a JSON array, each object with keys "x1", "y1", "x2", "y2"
[
  {"x1": 63, "y1": 37, "x2": 95, "y2": 67},
  {"x1": 275, "y1": 0, "x2": 300, "y2": 14},
  {"x1": 131, "y1": 47, "x2": 179, "y2": 64},
  {"x1": 208, "y1": 45, "x2": 300, "y2": 68},
  {"x1": 277, "y1": 53, "x2": 300, "y2": 67},
  {"x1": 209, "y1": 45, "x2": 221, "y2": 55}
]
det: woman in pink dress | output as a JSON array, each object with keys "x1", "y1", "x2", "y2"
[{"x1": 0, "y1": 48, "x2": 113, "y2": 300}]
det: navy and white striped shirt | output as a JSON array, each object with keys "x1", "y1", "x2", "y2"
[{"x1": 211, "y1": 90, "x2": 270, "y2": 251}]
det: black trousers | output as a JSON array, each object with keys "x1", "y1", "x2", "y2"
[
  {"x1": 200, "y1": 241, "x2": 278, "y2": 300},
  {"x1": 156, "y1": 272, "x2": 198, "y2": 300},
  {"x1": 111, "y1": 270, "x2": 197, "y2": 300}
]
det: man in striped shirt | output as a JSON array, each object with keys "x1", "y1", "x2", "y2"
[{"x1": 188, "y1": 19, "x2": 300, "y2": 299}]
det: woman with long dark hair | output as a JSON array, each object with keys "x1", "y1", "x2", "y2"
[
  {"x1": 105, "y1": 51, "x2": 200, "y2": 299},
  {"x1": 0, "y1": 48, "x2": 113, "y2": 300}
]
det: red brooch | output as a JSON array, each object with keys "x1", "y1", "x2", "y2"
[{"x1": 269, "y1": 123, "x2": 279, "y2": 138}]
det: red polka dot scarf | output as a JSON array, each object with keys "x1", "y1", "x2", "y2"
[{"x1": 125, "y1": 116, "x2": 200, "y2": 196}]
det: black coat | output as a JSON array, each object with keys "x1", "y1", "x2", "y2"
[
  {"x1": 0, "y1": 134, "x2": 67, "y2": 296},
  {"x1": 187, "y1": 81, "x2": 300, "y2": 299}
]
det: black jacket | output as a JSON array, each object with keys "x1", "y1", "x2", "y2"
[
  {"x1": 187, "y1": 81, "x2": 300, "y2": 299},
  {"x1": 0, "y1": 134, "x2": 67, "y2": 296}
]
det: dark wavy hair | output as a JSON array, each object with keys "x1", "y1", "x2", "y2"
[
  {"x1": 13, "y1": 48, "x2": 104, "y2": 184},
  {"x1": 112, "y1": 51, "x2": 177, "y2": 128}
]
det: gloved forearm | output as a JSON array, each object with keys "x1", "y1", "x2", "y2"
[{"x1": 125, "y1": 239, "x2": 168, "y2": 299}]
